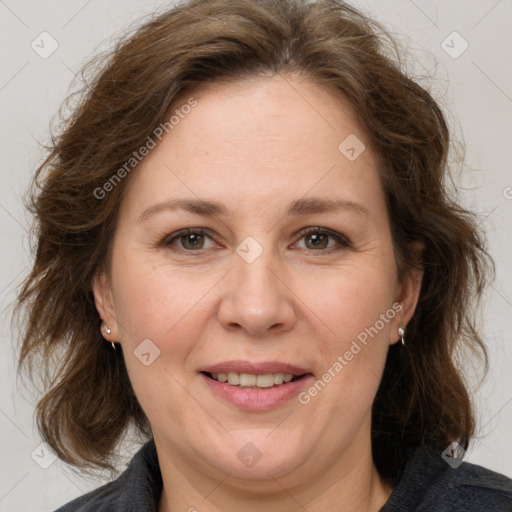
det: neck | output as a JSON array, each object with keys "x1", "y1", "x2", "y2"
[{"x1": 156, "y1": 431, "x2": 392, "y2": 512}]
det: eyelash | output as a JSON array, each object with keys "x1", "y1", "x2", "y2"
[{"x1": 163, "y1": 226, "x2": 352, "y2": 254}]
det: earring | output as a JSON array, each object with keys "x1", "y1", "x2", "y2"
[
  {"x1": 398, "y1": 325, "x2": 405, "y2": 346},
  {"x1": 102, "y1": 323, "x2": 116, "y2": 350}
]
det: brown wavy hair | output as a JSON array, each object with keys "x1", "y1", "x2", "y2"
[{"x1": 16, "y1": 0, "x2": 492, "y2": 481}]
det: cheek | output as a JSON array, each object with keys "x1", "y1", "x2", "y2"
[
  {"x1": 111, "y1": 251, "x2": 215, "y2": 343},
  {"x1": 110, "y1": 253, "x2": 214, "y2": 407},
  {"x1": 302, "y1": 264, "x2": 396, "y2": 351},
  {"x1": 111, "y1": 257, "x2": 210, "y2": 429},
  {"x1": 295, "y1": 266, "x2": 396, "y2": 414}
]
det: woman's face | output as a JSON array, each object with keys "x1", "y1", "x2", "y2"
[{"x1": 94, "y1": 75, "x2": 420, "y2": 490}]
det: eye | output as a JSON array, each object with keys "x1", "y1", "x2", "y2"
[
  {"x1": 163, "y1": 226, "x2": 351, "y2": 253},
  {"x1": 294, "y1": 227, "x2": 351, "y2": 251},
  {"x1": 164, "y1": 228, "x2": 216, "y2": 251}
]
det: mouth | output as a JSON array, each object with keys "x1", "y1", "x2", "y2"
[
  {"x1": 201, "y1": 371, "x2": 308, "y2": 388},
  {"x1": 198, "y1": 360, "x2": 314, "y2": 411}
]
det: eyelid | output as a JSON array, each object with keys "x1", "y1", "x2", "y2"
[
  {"x1": 163, "y1": 227, "x2": 217, "y2": 250},
  {"x1": 163, "y1": 226, "x2": 352, "y2": 252},
  {"x1": 293, "y1": 226, "x2": 352, "y2": 250}
]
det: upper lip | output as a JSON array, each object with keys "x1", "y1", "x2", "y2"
[{"x1": 200, "y1": 360, "x2": 311, "y2": 376}]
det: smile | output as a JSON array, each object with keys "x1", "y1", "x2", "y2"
[
  {"x1": 205, "y1": 371, "x2": 304, "y2": 388},
  {"x1": 200, "y1": 371, "x2": 313, "y2": 411}
]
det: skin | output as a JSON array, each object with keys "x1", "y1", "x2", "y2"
[{"x1": 94, "y1": 74, "x2": 422, "y2": 512}]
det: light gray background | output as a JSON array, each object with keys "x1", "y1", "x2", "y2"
[{"x1": 1, "y1": 0, "x2": 511, "y2": 510}]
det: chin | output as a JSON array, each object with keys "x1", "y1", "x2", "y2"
[{"x1": 206, "y1": 433, "x2": 308, "y2": 482}]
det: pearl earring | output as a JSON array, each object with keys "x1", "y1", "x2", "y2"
[
  {"x1": 398, "y1": 325, "x2": 405, "y2": 346},
  {"x1": 102, "y1": 323, "x2": 115, "y2": 350}
]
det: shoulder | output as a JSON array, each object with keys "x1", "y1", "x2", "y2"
[
  {"x1": 382, "y1": 445, "x2": 512, "y2": 512},
  {"x1": 54, "y1": 441, "x2": 162, "y2": 512},
  {"x1": 437, "y1": 457, "x2": 512, "y2": 510}
]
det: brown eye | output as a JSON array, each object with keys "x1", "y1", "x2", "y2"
[
  {"x1": 165, "y1": 229, "x2": 214, "y2": 251},
  {"x1": 180, "y1": 232, "x2": 205, "y2": 250},
  {"x1": 296, "y1": 227, "x2": 351, "y2": 252},
  {"x1": 304, "y1": 232, "x2": 329, "y2": 250}
]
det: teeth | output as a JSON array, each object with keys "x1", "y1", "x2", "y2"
[
  {"x1": 256, "y1": 374, "x2": 275, "y2": 387},
  {"x1": 274, "y1": 373, "x2": 284, "y2": 385},
  {"x1": 210, "y1": 372, "x2": 297, "y2": 388},
  {"x1": 239, "y1": 373, "x2": 257, "y2": 386},
  {"x1": 227, "y1": 373, "x2": 240, "y2": 385}
]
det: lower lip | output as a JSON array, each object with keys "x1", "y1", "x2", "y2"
[{"x1": 200, "y1": 373, "x2": 314, "y2": 411}]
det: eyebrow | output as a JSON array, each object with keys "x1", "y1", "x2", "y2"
[{"x1": 137, "y1": 197, "x2": 370, "y2": 223}]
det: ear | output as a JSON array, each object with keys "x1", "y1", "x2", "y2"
[
  {"x1": 92, "y1": 269, "x2": 120, "y2": 342},
  {"x1": 391, "y1": 242, "x2": 424, "y2": 345}
]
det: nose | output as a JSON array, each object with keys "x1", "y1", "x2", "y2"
[{"x1": 217, "y1": 248, "x2": 297, "y2": 337}]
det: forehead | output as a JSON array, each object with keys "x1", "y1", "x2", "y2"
[
  {"x1": 120, "y1": 75, "x2": 386, "y2": 221},
  {"x1": 172, "y1": 75, "x2": 366, "y2": 157}
]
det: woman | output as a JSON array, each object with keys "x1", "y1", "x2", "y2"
[{"x1": 16, "y1": 0, "x2": 512, "y2": 510}]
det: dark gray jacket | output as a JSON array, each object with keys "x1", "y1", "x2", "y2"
[{"x1": 55, "y1": 441, "x2": 512, "y2": 511}]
